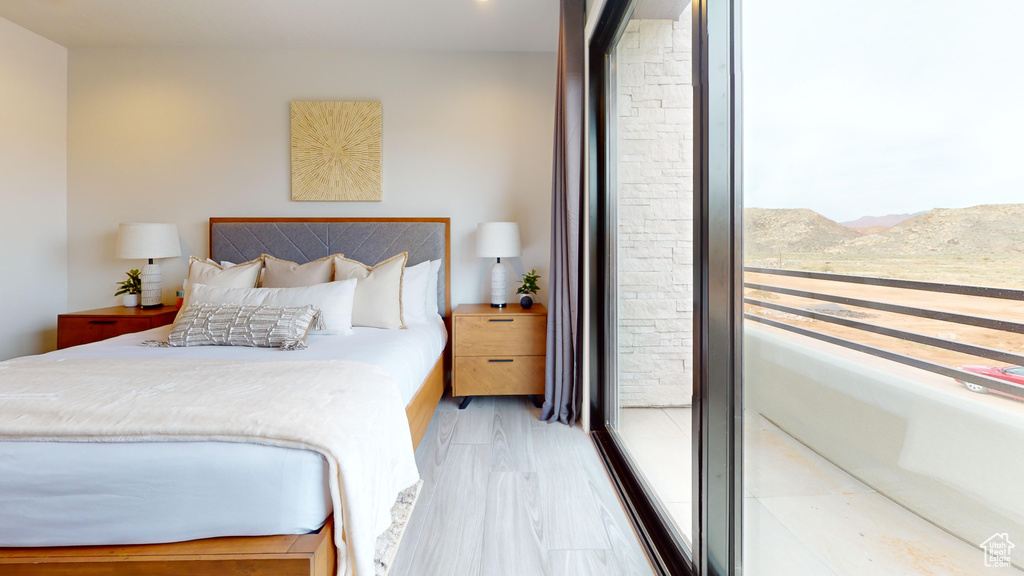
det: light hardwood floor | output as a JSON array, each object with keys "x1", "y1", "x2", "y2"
[{"x1": 390, "y1": 393, "x2": 657, "y2": 576}]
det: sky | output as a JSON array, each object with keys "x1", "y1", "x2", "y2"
[{"x1": 742, "y1": 0, "x2": 1024, "y2": 223}]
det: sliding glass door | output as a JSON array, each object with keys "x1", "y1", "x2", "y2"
[
  {"x1": 588, "y1": 0, "x2": 740, "y2": 574},
  {"x1": 592, "y1": 1, "x2": 1023, "y2": 575},
  {"x1": 611, "y1": 0, "x2": 695, "y2": 544},
  {"x1": 742, "y1": 2, "x2": 1024, "y2": 574}
]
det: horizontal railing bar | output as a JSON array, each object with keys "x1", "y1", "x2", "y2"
[
  {"x1": 745, "y1": 314, "x2": 1024, "y2": 398},
  {"x1": 745, "y1": 298, "x2": 1024, "y2": 366},
  {"x1": 744, "y1": 267, "x2": 1024, "y2": 301},
  {"x1": 745, "y1": 282, "x2": 1024, "y2": 334}
]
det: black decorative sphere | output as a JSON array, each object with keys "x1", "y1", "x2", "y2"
[{"x1": 520, "y1": 295, "x2": 534, "y2": 309}]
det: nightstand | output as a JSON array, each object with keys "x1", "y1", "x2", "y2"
[
  {"x1": 57, "y1": 305, "x2": 180, "y2": 349},
  {"x1": 452, "y1": 303, "x2": 547, "y2": 409}
]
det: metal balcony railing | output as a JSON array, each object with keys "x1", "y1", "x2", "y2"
[{"x1": 743, "y1": 267, "x2": 1024, "y2": 398}]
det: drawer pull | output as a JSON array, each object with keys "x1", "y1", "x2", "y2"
[
  {"x1": 488, "y1": 319, "x2": 514, "y2": 322},
  {"x1": 488, "y1": 359, "x2": 514, "y2": 363},
  {"x1": 88, "y1": 320, "x2": 117, "y2": 325}
]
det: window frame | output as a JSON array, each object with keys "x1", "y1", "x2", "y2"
[{"x1": 585, "y1": 0, "x2": 743, "y2": 574}]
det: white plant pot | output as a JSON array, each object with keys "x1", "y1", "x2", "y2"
[{"x1": 122, "y1": 294, "x2": 139, "y2": 308}]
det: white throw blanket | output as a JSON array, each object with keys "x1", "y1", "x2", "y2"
[{"x1": 0, "y1": 358, "x2": 419, "y2": 576}]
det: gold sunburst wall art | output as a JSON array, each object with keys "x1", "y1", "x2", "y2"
[{"x1": 290, "y1": 101, "x2": 383, "y2": 202}]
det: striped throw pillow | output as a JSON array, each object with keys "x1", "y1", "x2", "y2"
[{"x1": 168, "y1": 304, "x2": 322, "y2": 350}]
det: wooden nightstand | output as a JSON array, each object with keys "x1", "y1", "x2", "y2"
[
  {"x1": 452, "y1": 303, "x2": 547, "y2": 409},
  {"x1": 57, "y1": 305, "x2": 180, "y2": 349}
]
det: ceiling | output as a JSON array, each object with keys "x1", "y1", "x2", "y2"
[{"x1": 0, "y1": 0, "x2": 559, "y2": 51}]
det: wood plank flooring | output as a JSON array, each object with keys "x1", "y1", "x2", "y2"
[{"x1": 390, "y1": 393, "x2": 656, "y2": 576}]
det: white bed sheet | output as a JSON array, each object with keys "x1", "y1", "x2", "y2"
[
  {"x1": 0, "y1": 316, "x2": 446, "y2": 548},
  {"x1": 32, "y1": 314, "x2": 448, "y2": 406}
]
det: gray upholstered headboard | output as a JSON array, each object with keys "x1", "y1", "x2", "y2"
[{"x1": 209, "y1": 218, "x2": 451, "y2": 316}]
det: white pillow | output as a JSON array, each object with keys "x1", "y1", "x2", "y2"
[
  {"x1": 184, "y1": 279, "x2": 358, "y2": 335},
  {"x1": 178, "y1": 257, "x2": 264, "y2": 322},
  {"x1": 205, "y1": 258, "x2": 237, "y2": 269},
  {"x1": 188, "y1": 256, "x2": 261, "y2": 288},
  {"x1": 401, "y1": 261, "x2": 431, "y2": 324},
  {"x1": 426, "y1": 259, "x2": 442, "y2": 317},
  {"x1": 207, "y1": 259, "x2": 269, "y2": 285},
  {"x1": 333, "y1": 253, "x2": 408, "y2": 329},
  {"x1": 260, "y1": 254, "x2": 335, "y2": 288}
]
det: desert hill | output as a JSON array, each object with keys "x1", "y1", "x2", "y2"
[
  {"x1": 830, "y1": 204, "x2": 1024, "y2": 255},
  {"x1": 848, "y1": 225, "x2": 891, "y2": 236},
  {"x1": 745, "y1": 204, "x2": 1024, "y2": 257},
  {"x1": 745, "y1": 208, "x2": 860, "y2": 256},
  {"x1": 840, "y1": 213, "x2": 917, "y2": 229}
]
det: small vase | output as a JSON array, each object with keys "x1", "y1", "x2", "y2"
[
  {"x1": 520, "y1": 295, "x2": 534, "y2": 309},
  {"x1": 122, "y1": 294, "x2": 139, "y2": 308}
]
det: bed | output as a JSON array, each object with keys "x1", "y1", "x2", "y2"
[{"x1": 0, "y1": 217, "x2": 452, "y2": 576}]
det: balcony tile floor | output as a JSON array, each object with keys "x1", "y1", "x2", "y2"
[{"x1": 619, "y1": 408, "x2": 1024, "y2": 575}]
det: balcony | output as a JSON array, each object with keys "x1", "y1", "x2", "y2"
[{"x1": 618, "y1": 269, "x2": 1024, "y2": 574}]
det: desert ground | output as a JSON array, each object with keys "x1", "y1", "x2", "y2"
[{"x1": 743, "y1": 257, "x2": 1024, "y2": 405}]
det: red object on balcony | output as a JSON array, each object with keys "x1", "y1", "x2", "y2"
[{"x1": 957, "y1": 365, "x2": 1024, "y2": 401}]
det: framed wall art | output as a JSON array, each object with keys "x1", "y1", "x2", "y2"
[{"x1": 290, "y1": 101, "x2": 382, "y2": 202}]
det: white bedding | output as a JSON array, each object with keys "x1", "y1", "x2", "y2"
[
  {"x1": 0, "y1": 440, "x2": 333, "y2": 544},
  {"x1": 0, "y1": 316, "x2": 446, "y2": 558},
  {"x1": 33, "y1": 314, "x2": 448, "y2": 405}
]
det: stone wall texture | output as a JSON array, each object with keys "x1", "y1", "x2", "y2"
[{"x1": 616, "y1": 9, "x2": 694, "y2": 407}]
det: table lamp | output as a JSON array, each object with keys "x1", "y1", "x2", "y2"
[
  {"x1": 476, "y1": 222, "x2": 521, "y2": 308},
  {"x1": 115, "y1": 223, "x2": 181, "y2": 308}
]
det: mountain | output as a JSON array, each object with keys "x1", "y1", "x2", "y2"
[
  {"x1": 829, "y1": 204, "x2": 1024, "y2": 255},
  {"x1": 840, "y1": 213, "x2": 917, "y2": 230},
  {"x1": 744, "y1": 208, "x2": 860, "y2": 256},
  {"x1": 849, "y1": 225, "x2": 892, "y2": 236},
  {"x1": 745, "y1": 204, "x2": 1024, "y2": 257}
]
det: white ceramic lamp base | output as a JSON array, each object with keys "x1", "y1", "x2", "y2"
[
  {"x1": 140, "y1": 262, "x2": 163, "y2": 308},
  {"x1": 490, "y1": 260, "x2": 507, "y2": 308}
]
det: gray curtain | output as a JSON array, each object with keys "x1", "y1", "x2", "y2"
[{"x1": 542, "y1": 0, "x2": 585, "y2": 426}]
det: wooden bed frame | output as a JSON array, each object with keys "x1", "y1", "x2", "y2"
[{"x1": 0, "y1": 217, "x2": 451, "y2": 576}]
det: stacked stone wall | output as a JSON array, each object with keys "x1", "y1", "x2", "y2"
[{"x1": 615, "y1": 9, "x2": 694, "y2": 407}]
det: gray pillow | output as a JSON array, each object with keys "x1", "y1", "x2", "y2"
[{"x1": 167, "y1": 303, "x2": 323, "y2": 350}]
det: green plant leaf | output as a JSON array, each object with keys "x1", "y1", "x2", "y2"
[
  {"x1": 113, "y1": 269, "x2": 144, "y2": 296},
  {"x1": 516, "y1": 269, "x2": 541, "y2": 295}
]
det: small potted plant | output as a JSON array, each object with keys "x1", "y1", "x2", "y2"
[
  {"x1": 516, "y1": 269, "x2": 541, "y2": 309},
  {"x1": 115, "y1": 269, "x2": 142, "y2": 307}
]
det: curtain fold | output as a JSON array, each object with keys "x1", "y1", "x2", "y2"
[{"x1": 542, "y1": 0, "x2": 585, "y2": 426}]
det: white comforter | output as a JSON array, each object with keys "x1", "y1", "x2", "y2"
[
  {"x1": 0, "y1": 358, "x2": 419, "y2": 576},
  {"x1": 38, "y1": 316, "x2": 449, "y2": 405}
]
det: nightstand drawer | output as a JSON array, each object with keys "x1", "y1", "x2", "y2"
[
  {"x1": 454, "y1": 315, "x2": 546, "y2": 357},
  {"x1": 57, "y1": 317, "x2": 152, "y2": 349},
  {"x1": 454, "y1": 356, "x2": 545, "y2": 396}
]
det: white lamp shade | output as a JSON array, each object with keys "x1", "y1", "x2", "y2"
[
  {"x1": 476, "y1": 222, "x2": 522, "y2": 258},
  {"x1": 115, "y1": 223, "x2": 181, "y2": 260}
]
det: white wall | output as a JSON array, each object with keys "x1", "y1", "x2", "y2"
[
  {"x1": 0, "y1": 17, "x2": 67, "y2": 360},
  {"x1": 67, "y1": 49, "x2": 556, "y2": 311},
  {"x1": 747, "y1": 325, "x2": 1024, "y2": 563}
]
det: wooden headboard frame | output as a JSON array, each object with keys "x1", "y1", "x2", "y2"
[{"x1": 208, "y1": 217, "x2": 452, "y2": 317}]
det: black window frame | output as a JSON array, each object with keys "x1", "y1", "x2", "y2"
[{"x1": 586, "y1": 0, "x2": 743, "y2": 574}]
